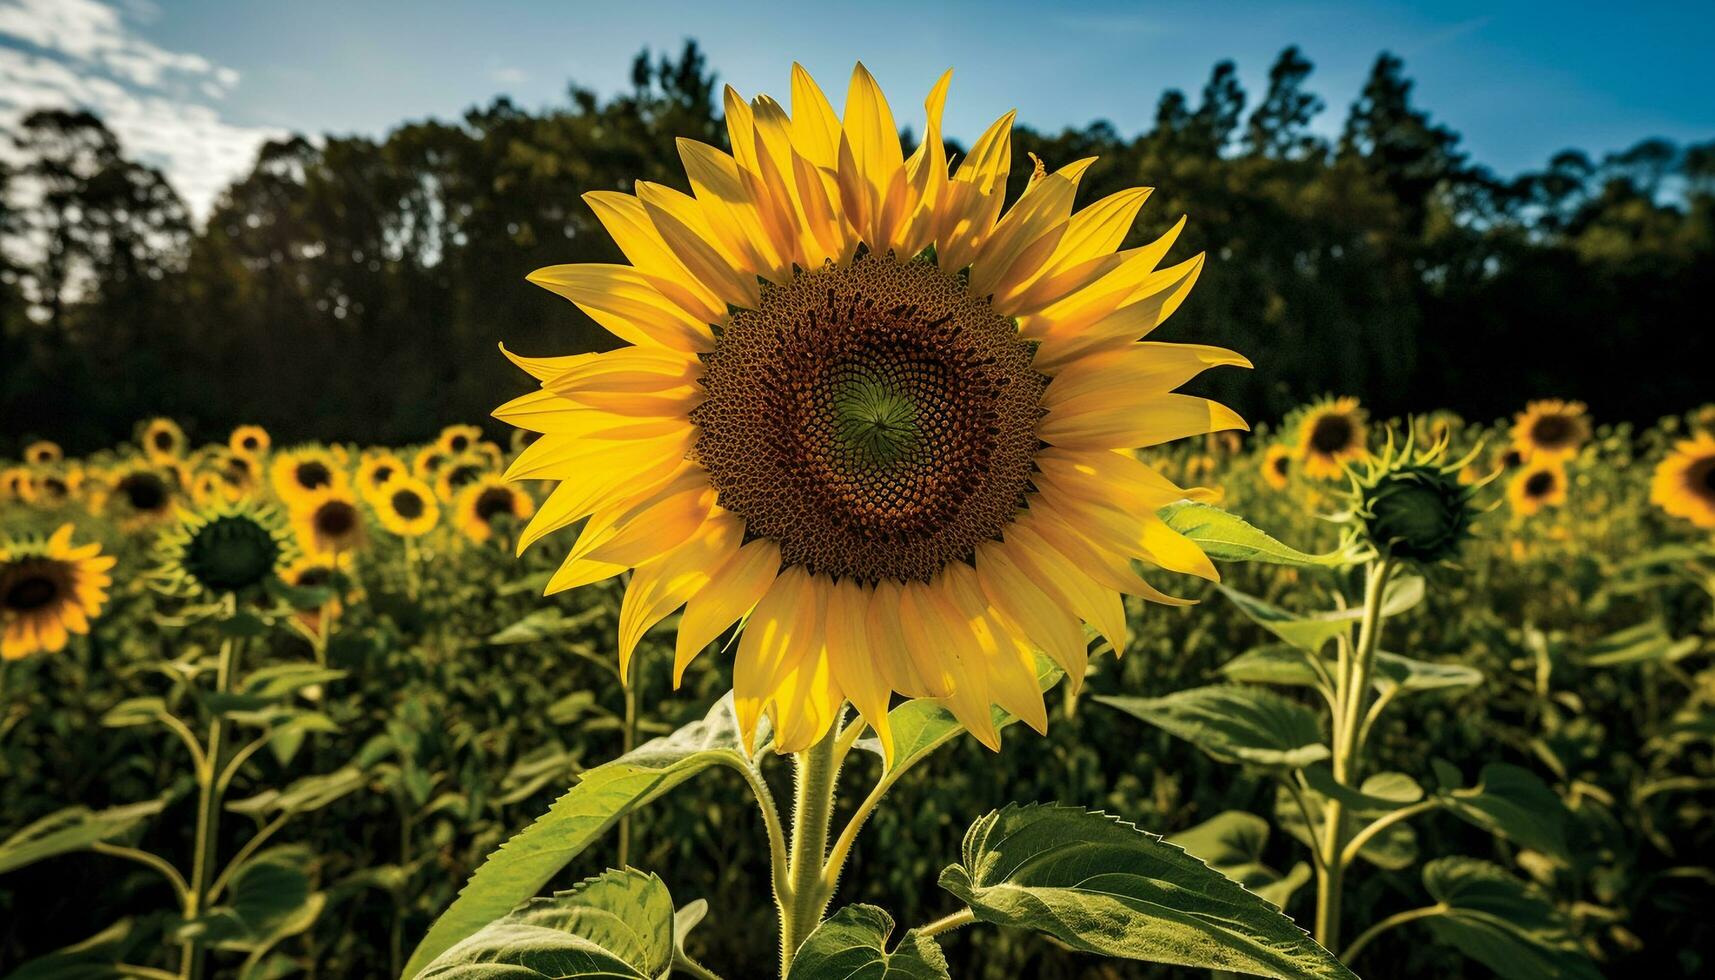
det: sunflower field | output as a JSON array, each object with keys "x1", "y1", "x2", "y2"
[{"x1": 5, "y1": 52, "x2": 1715, "y2": 980}]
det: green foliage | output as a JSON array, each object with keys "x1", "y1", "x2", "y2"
[
  {"x1": 1097, "y1": 686, "x2": 1329, "y2": 769},
  {"x1": 1418, "y1": 857, "x2": 1603, "y2": 980},
  {"x1": 785, "y1": 905, "x2": 950, "y2": 980},
  {"x1": 938, "y1": 804, "x2": 1355, "y2": 978}
]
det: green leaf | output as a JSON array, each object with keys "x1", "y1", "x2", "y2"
[
  {"x1": 4, "y1": 917, "x2": 155, "y2": 979},
  {"x1": 1437, "y1": 763, "x2": 1570, "y2": 859},
  {"x1": 1218, "y1": 645, "x2": 1326, "y2": 689},
  {"x1": 238, "y1": 664, "x2": 346, "y2": 699},
  {"x1": 175, "y1": 847, "x2": 322, "y2": 952},
  {"x1": 1165, "y1": 811, "x2": 1310, "y2": 910},
  {"x1": 0, "y1": 799, "x2": 166, "y2": 875},
  {"x1": 671, "y1": 899, "x2": 707, "y2": 973},
  {"x1": 1419, "y1": 857, "x2": 1602, "y2": 980},
  {"x1": 1576, "y1": 620, "x2": 1699, "y2": 667},
  {"x1": 856, "y1": 658, "x2": 1061, "y2": 773},
  {"x1": 1097, "y1": 686, "x2": 1328, "y2": 769},
  {"x1": 226, "y1": 766, "x2": 366, "y2": 817},
  {"x1": 1275, "y1": 785, "x2": 1417, "y2": 870},
  {"x1": 1158, "y1": 501, "x2": 1355, "y2": 567},
  {"x1": 417, "y1": 869, "x2": 675, "y2": 979},
  {"x1": 1370, "y1": 652, "x2": 1483, "y2": 694},
  {"x1": 1220, "y1": 646, "x2": 1478, "y2": 699},
  {"x1": 1218, "y1": 577, "x2": 1425, "y2": 653},
  {"x1": 938, "y1": 804, "x2": 1354, "y2": 978},
  {"x1": 100, "y1": 697, "x2": 171, "y2": 729},
  {"x1": 1303, "y1": 765, "x2": 1423, "y2": 811},
  {"x1": 785, "y1": 905, "x2": 951, "y2": 979},
  {"x1": 402, "y1": 695, "x2": 757, "y2": 978}
]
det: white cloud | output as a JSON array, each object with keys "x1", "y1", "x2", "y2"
[
  {"x1": 0, "y1": 0, "x2": 282, "y2": 217},
  {"x1": 491, "y1": 66, "x2": 527, "y2": 86}
]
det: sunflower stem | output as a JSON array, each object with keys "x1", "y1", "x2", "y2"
[
  {"x1": 1313, "y1": 557, "x2": 1395, "y2": 953},
  {"x1": 182, "y1": 623, "x2": 241, "y2": 980},
  {"x1": 778, "y1": 726, "x2": 841, "y2": 977}
]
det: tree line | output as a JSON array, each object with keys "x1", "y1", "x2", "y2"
[{"x1": 3, "y1": 41, "x2": 1711, "y2": 452}]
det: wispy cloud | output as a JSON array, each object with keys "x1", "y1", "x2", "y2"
[
  {"x1": 490, "y1": 65, "x2": 527, "y2": 86},
  {"x1": 0, "y1": 0, "x2": 282, "y2": 217}
]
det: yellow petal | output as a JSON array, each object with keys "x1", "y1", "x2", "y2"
[
  {"x1": 617, "y1": 510, "x2": 743, "y2": 682},
  {"x1": 838, "y1": 62, "x2": 905, "y2": 248},
  {"x1": 865, "y1": 578, "x2": 938, "y2": 699},
  {"x1": 1039, "y1": 392, "x2": 1247, "y2": 451},
  {"x1": 638, "y1": 187, "x2": 761, "y2": 309},
  {"x1": 824, "y1": 577, "x2": 894, "y2": 763},
  {"x1": 789, "y1": 63, "x2": 842, "y2": 170},
  {"x1": 582, "y1": 191, "x2": 725, "y2": 323},
  {"x1": 733, "y1": 565, "x2": 819, "y2": 749},
  {"x1": 1032, "y1": 253, "x2": 1205, "y2": 369},
  {"x1": 974, "y1": 539, "x2": 1089, "y2": 689},
  {"x1": 918, "y1": 575, "x2": 999, "y2": 749},
  {"x1": 768, "y1": 575, "x2": 843, "y2": 753},
  {"x1": 897, "y1": 580, "x2": 959, "y2": 699},
  {"x1": 1043, "y1": 342, "x2": 1250, "y2": 413},
  {"x1": 586, "y1": 484, "x2": 717, "y2": 568},
  {"x1": 677, "y1": 139, "x2": 788, "y2": 282},
  {"x1": 527, "y1": 264, "x2": 715, "y2": 353},
  {"x1": 942, "y1": 563, "x2": 1046, "y2": 736},
  {"x1": 1004, "y1": 524, "x2": 1129, "y2": 656},
  {"x1": 675, "y1": 538, "x2": 782, "y2": 686}
]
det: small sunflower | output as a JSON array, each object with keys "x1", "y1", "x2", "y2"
[
  {"x1": 1295, "y1": 397, "x2": 1368, "y2": 479},
  {"x1": 110, "y1": 464, "x2": 176, "y2": 523},
  {"x1": 434, "y1": 454, "x2": 491, "y2": 503},
  {"x1": 437, "y1": 424, "x2": 484, "y2": 456},
  {"x1": 1650, "y1": 432, "x2": 1715, "y2": 529},
  {"x1": 494, "y1": 62, "x2": 1248, "y2": 757},
  {"x1": 2, "y1": 466, "x2": 37, "y2": 503},
  {"x1": 31, "y1": 468, "x2": 76, "y2": 506},
  {"x1": 270, "y1": 446, "x2": 348, "y2": 504},
  {"x1": 141, "y1": 418, "x2": 187, "y2": 462},
  {"x1": 472, "y1": 440, "x2": 505, "y2": 469},
  {"x1": 356, "y1": 452, "x2": 408, "y2": 501},
  {"x1": 1507, "y1": 460, "x2": 1567, "y2": 516},
  {"x1": 412, "y1": 446, "x2": 450, "y2": 481},
  {"x1": 375, "y1": 475, "x2": 440, "y2": 537},
  {"x1": 24, "y1": 441, "x2": 62, "y2": 465},
  {"x1": 1, "y1": 524, "x2": 116, "y2": 660},
  {"x1": 280, "y1": 554, "x2": 346, "y2": 632},
  {"x1": 230, "y1": 425, "x2": 271, "y2": 460},
  {"x1": 290, "y1": 486, "x2": 367, "y2": 558},
  {"x1": 1261, "y1": 444, "x2": 1292, "y2": 490},
  {"x1": 454, "y1": 475, "x2": 534, "y2": 544},
  {"x1": 1511, "y1": 400, "x2": 1589, "y2": 463},
  {"x1": 155, "y1": 502, "x2": 294, "y2": 601}
]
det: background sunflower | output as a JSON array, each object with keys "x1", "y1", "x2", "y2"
[
  {"x1": 1511, "y1": 399, "x2": 1590, "y2": 463},
  {"x1": 1650, "y1": 431, "x2": 1715, "y2": 528},
  {"x1": 0, "y1": 524, "x2": 116, "y2": 660}
]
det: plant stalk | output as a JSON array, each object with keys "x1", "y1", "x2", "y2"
[
  {"x1": 777, "y1": 727, "x2": 840, "y2": 976},
  {"x1": 182, "y1": 632, "x2": 240, "y2": 980}
]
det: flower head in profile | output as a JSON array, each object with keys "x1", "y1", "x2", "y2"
[
  {"x1": 1510, "y1": 399, "x2": 1588, "y2": 464},
  {"x1": 155, "y1": 502, "x2": 294, "y2": 602},
  {"x1": 1650, "y1": 431, "x2": 1715, "y2": 530},
  {"x1": 1, "y1": 524, "x2": 116, "y2": 660},
  {"x1": 1344, "y1": 429, "x2": 1483, "y2": 565},
  {"x1": 494, "y1": 63, "x2": 1247, "y2": 758},
  {"x1": 1260, "y1": 444, "x2": 1293, "y2": 491},
  {"x1": 1294, "y1": 396, "x2": 1367, "y2": 479}
]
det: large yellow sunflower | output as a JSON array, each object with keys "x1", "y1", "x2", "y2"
[
  {"x1": 230, "y1": 424, "x2": 271, "y2": 460},
  {"x1": 1507, "y1": 459, "x2": 1567, "y2": 516},
  {"x1": 1294, "y1": 396, "x2": 1367, "y2": 479},
  {"x1": 1510, "y1": 399, "x2": 1589, "y2": 463},
  {"x1": 1, "y1": 524, "x2": 116, "y2": 660},
  {"x1": 1651, "y1": 432, "x2": 1715, "y2": 529},
  {"x1": 290, "y1": 485, "x2": 367, "y2": 558},
  {"x1": 453, "y1": 474, "x2": 535, "y2": 544},
  {"x1": 270, "y1": 446, "x2": 348, "y2": 504},
  {"x1": 493, "y1": 63, "x2": 1247, "y2": 759},
  {"x1": 375, "y1": 474, "x2": 441, "y2": 537},
  {"x1": 141, "y1": 418, "x2": 187, "y2": 462}
]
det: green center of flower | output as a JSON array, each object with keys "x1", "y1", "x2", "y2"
[
  {"x1": 830, "y1": 375, "x2": 921, "y2": 469},
  {"x1": 186, "y1": 516, "x2": 281, "y2": 592}
]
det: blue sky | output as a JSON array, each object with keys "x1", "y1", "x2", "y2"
[{"x1": 3, "y1": 0, "x2": 1712, "y2": 216}]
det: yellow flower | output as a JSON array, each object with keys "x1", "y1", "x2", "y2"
[
  {"x1": 434, "y1": 453, "x2": 490, "y2": 503},
  {"x1": 230, "y1": 425, "x2": 271, "y2": 460},
  {"x1": 1510, "y1": 399, "x2": 1589, "y2": 463},
  {"x1": 280, "y1": 554, "x2": 346, "y2": 633},
  {"x1": 1650, "y1": 431, "x2": 1715, "y2": 529},
  {"x1": 141, "y1": 418, "x2": 187, "y2": 462},
  {"x1": 1507, "y1": 460, "x2": 1567, "y2": 516},
  {"x1": 270, "y1": 446, "x2": 348, "y2": 504},
  {"x1": 110, "y1": 463, "x2": 177, "y2": 524},
  {"x1": 2, "y1": 465, "x2": 37, "y2": 503},
  {"x1": 356, "y1": 452, "x2": 408, "y2": 501},
  {"x1": 1, "y1": 524, "x2": 116, "y2": 660},
  {"x1": 437, "y1": 424, "x2": 484, "y2": 456},
  {"x1": 453, "y1": 474, "x2": 534, "y2": 544},
  {"x1": 24, "y1": 441, "x2": 62, "y2": 465},
  {"x1": 412, "y1": 446, "x2": 450, "y2": 481},
  {"x1": 1294, "y1": 397, "x2": 1367, "y2": 479},
  {"x1": 290, "y1": 485, "x2": 367, "y2": 558},
  {"x1": 1261, "y1": 444, "x2": 1292, "y2": 490},
  {"x1": 375, "y1": 475, "x2": 441, "y2": 537},
  {"x1": 494, "y1": 63, "x2": 1246, "y2": 758}
]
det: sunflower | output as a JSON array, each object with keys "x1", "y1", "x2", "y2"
[
  {"x1": 493, "y1": 63, "x2": 1246, "y2": 758},
  {"x1": 437, "y1": 424, "x2": 484, "y2": 456},
  {"x1": 1, "y1": 524, "x2": 116, "y2": 660},
  {"x1": 290, "y1": 485, "x2": 367, "y2": 558},
  {"x1": 2, "y1": 466, "x2": 37, "y2": 503},
  {"x1": 31, "y1": 468, "x2": 76, "y2": 505},
  {"x1": 1261, "y1": 444, "x2": 1292, "y2": 490},
  {"x1": 270, "y1": 446, "x2": 348, "y2": 504},
  {"x1": 1507, "y1": 460, "x2": 1567, "y2": 516},
  {"x1": 412, "y1": 446, "x2": 450, "y2": 481},
  {"x1": 375, "y1": 475, "x2": 441, "y2": 537},
  {"x1": 280, "y1": 554, "x2": 346, "y2": 632},
  {"x1": 155, "y1": 502, "x2": 293, "y2": 601},
  {"x1": 434, "y1": 454, "x2": 491, "y2": 503},
  {"x1": 1511, "y1": 399, "x2": 1589, "y2": 463},
  {"x1": 356, "y1": 452, "x2": 408, "y2": 501},
  {"x1": 1650, "y1": 431, "x2": 1715, "y2": 529},
  {"x1": 24, "y1": 441, "x2": 62, "y2": 465},
  {"x1": 454, "y1": 475, "x2": 535, "y2": 544},
  {"x1": 1295, "y1": 397, "x2": 1367, "y2": 479},
  {"x1": 110, "y1": 464, "x2": 176, "y2": 523},
  {"x1": 230, "y1": 425, "x2": 271, "y2": 460},
  {"x1": 141, "y1": 418, "x2": 187, "y2": 462},
  {"x1": 472, "y1": 440, "x2": 506, "y2": 469}
]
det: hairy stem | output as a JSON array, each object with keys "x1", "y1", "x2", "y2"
[
  {"x1": 917, "y1": 907, "x2": 976, "y2": 938},
  {"x1": 1341, "y1": 904, "x2": 1446, "y2": 964},
  {"x1": 778, "y1": 728, "x2": 840, "y2": 976}
]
